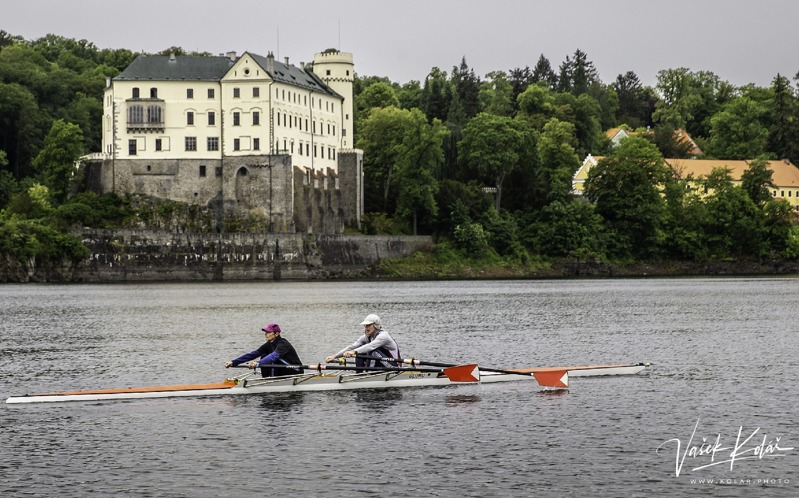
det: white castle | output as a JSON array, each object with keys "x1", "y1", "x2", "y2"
[{"x1": 92, "y1": 49, "x2": 363, "y2": 234}]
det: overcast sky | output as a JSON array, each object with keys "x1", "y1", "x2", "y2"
[{"x1": 5, "y1": 0, "x2": 798, "y2": 89}]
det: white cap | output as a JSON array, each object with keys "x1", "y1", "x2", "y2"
[{"x1": 360, "y1": 314, "x2": 381, "y2": 328}]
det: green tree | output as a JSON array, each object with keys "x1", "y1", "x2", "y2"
[
  {"x1": 518, "y1": 199, "x2": 607, "y2": 258},
  {"x1": 614, "y1": 71, "x2": 650, "y2": 129},
  {"x1": 531, "y1": 54, "x2": 558, "y2": 90},
  {"x1": 479, "y1": 71, "x2": 514, "y2": 117},
  {"x1": 421, "y1": 67, "x2": 451, "y2": 123},
  {"x1": 584, "y1": 136, "x2": 670, "y2": 258},
  {"x1": 459, "y1": 113, "x2": 529, "y2": 213},
  {"x1": 537, "y1": 118, "x2": 581, "y2": 203},
  {"x1": 741, "y1": 157, "x2": 776, "y2": 206},
  {"x1": 32, "y1": 119, "x2": 85, "y2": 204},
  {"x1": 699, "y1": 168, "x2": 766, "y2": 258},
  {"x1": 767, "y1": 74, "x2": 799, "y2": 164},
  {"x1": 392, "y1": 110, "x2": 448, "y2": 234},
  {"x1": 706, "y1": 96, "x2": 769, "y2": 159}
]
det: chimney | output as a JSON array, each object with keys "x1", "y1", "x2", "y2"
[
  {"x1": 284, "y1": 56, "x2": 290, "y2": 65},
  {"x1": 169, "y1": 52, "x2": 176, "y2": 62},
  {"x1": 266, "y1": 51, "x2": 275, "y2": 73},
  {"x1": 300, "y1": 62, "x2": 305, "y2": 70},
  {"x1": 226, "y1": 51, "x2": 237, "y2": 61}
]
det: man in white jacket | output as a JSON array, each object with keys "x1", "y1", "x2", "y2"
[{"x1": 325, "y1": 314, "x2": 400, "y2": 370}]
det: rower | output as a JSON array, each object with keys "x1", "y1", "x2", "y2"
[
  {"x1": 324, "y1": 314, "x2": 401, "y2": 372},
  {"x1": 224, "y1": 323, "x2": 304, "y2": 377}
]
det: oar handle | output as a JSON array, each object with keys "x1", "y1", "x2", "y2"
[{"x1": 354, "y1": 354, "x2": 452, "y2": 368}]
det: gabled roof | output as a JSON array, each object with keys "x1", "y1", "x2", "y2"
[
  {"x1": 606, "y1": 127, "x2": 703, "y2": 156},
  {"x1": 115, "y1": 55, "x2": 234, "y2": 81},
  {"x1": 115, "y1": 52, "x2": 340, "y2": 98},
  {"x1": 247, "y1": 52, "x2": 339, "y2": 97}
]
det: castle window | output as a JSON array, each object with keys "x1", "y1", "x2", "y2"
[
  {"x1": 147, "y1": 106, "x2": 162, "y2": 123},
  {"x1": 155, "y1": 139, "x2": 162, "y2": 151},
  {"x1": 150, "y1": 88, "x2": 158, "y2": 98},
  {"x1": 208, "y1": 88, "x2": 215, "y2": 99},
  {"x1": 208, "y1": 111, "x2": 215, "y2": 126},
  {"x1": 253, "y1": 111, "x2": 260, "y2": 126},
  {"x1": 306, "y1": 143, "x2": 309, "y2": 156},
  {"x1": 254, "y1": 138, "x2": 260, "y2": 151},
  {"x1": 215, "y1": 167, "x2": 222, "y2": 177},
  {"x1": 253, "y1": 87, "x2": 260, "y2": 98},
  {"x1": 233, "y1": 88, "x2": 240, "y2": 98},
  {"x1": 326, "y1": 69, "x2": 331, "y2": 76},
  {"x1": 128, "y1": 105, "x2": 144, "y2": 123},
  {"x1": 333, "y1": 125, "x2": 336, "y2": 136},
  {"x1": 187, "y1": 111, "x2": 194, "y2": 126},
  {"x1": 277, "y1": 113, "x2": 281, "y2": 126},
  {"x1": 234, "y1": 139, "x2": 240, "y2": 151},
  {"x1": 185, "y1": 137, "x2": 197, "y2": 151},
  {"x1": 207, "y1": 137, "x2": 219, "y2": 151},
  {"x1": 129, "y1": 139, "x2": 137, "y2": 156},
  {"x1": 233, "y1": 112, "x2": 240, "y2": 126},
  {"x1": 187, "y1": 89, "x2": 194, "y2": 99},
  {"x1": 132, "y1": 88, "x2": 140, "y2": 98},
  {"x1": 199, "y1": 165, "x2": 206, "y2": 177}
]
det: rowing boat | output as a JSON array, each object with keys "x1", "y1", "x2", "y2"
[{"x1": 4, "y1": 362, "x2": 649, "y2": 404}]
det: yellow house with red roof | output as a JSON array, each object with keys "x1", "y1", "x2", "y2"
[{"x1": 573, "y1": 156, "x2": 799, "y2": 209}]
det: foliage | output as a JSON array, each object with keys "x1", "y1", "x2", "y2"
[
  {"x1": 2, "y1": 29, "x2": 799, "y2": 272},
  {"x1": 459, "y1": 113, "x2": 529, "y2": 212},
  {"x1": 585, "y1": 136, "x2": 671, "y2": 258},
  {"x1": 32, "y1": 119, "x2": 85, "y2": 204}
]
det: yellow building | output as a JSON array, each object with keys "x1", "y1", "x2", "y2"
[{"x1": 573, "y1": 155, "x2": 799, "y2": 209}]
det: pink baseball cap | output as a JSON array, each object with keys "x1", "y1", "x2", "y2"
[{"x1": 262, "y1": 323, "x2": 281, "y2": 333}]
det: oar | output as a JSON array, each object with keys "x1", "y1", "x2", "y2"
[
  {"x1": 229, "y1": 363, "x2": 480, "y2": 383},
  {"x1": 353, "y1": 354, "x2": 568, "y2": 388}
]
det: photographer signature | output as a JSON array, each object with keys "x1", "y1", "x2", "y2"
[{"x1": 657, "y1": 417, "x2": 794, "y2": 477}]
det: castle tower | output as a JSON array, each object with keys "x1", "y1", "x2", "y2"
[{"x1": 312, "y1": 50, "x2": 354, "y2": 149}]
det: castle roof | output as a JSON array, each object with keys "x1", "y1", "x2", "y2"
[
  {"x1": 115, "y1": 52, "x2": 339, "y2": 97},
  {"x1": 116, "y1": 55, "x2": 234, "y2": 81}
]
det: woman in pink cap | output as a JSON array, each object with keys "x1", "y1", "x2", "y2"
[{"x1": 225, "y1": 323, "x2": 303, "y2": 377}]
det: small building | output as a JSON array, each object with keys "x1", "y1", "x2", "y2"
[
  {"x1": 89, "y1": 49, "x2": 362, "y2": 234},
  {"x1": 606, "y1": 127, "x2": 703, "y2": 157},
  {"x1": 573, "y1": 155, "x2": 799, "y2": 209}
]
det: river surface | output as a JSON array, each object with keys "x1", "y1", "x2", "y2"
[{"x1": 0, "y1": 278, "x2": 796, "y2": 497}]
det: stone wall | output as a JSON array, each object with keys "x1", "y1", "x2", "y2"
[
  {"x1": 81, "y1": 148, "x2": 363, "y2": 235},
  {"x1": 69, "y1": 230, "x2": 433, "y2": 282}
]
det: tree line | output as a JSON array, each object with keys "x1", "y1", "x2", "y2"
[{"x1": 1, "y1": 31, "x2": 799, "y2": 277}]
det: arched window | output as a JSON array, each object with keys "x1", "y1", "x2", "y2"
[{"x1": 132, "y1": 87, "x2": 140, "y2": 98}]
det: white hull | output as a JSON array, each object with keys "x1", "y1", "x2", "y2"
[{"x1": 5, "y1": 363, "x2": 649, "y2": 404}]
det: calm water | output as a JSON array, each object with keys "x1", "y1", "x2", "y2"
[{"x1": 0, "y1": 278, "x2": 797, "y2": 497}]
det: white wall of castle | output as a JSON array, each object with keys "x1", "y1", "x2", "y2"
[{"x1": 102, "y1": 51, "x2": 354, "y2": 175}]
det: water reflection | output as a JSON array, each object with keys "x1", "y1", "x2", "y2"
[
  {"x1": 257, "y1": 392, "x2": 306, "y2": 412},
  {"x1": 353, "y1": 388, "x2": 404, "y2": 409},
  {"x1": 444, "y1": 394, "x2": 481, "y2": 404}
]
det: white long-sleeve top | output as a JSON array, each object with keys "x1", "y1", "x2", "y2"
[{"x1": 336, "y1": 328, "x2": 400, "y2": 359}]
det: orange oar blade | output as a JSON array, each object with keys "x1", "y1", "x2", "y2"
[
  {"x1": 533, "y1": 370, "x2": 569, "y2": 388},
  {"x1": 442, "y1": 364, "x2": 481, "y2": 382}
]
